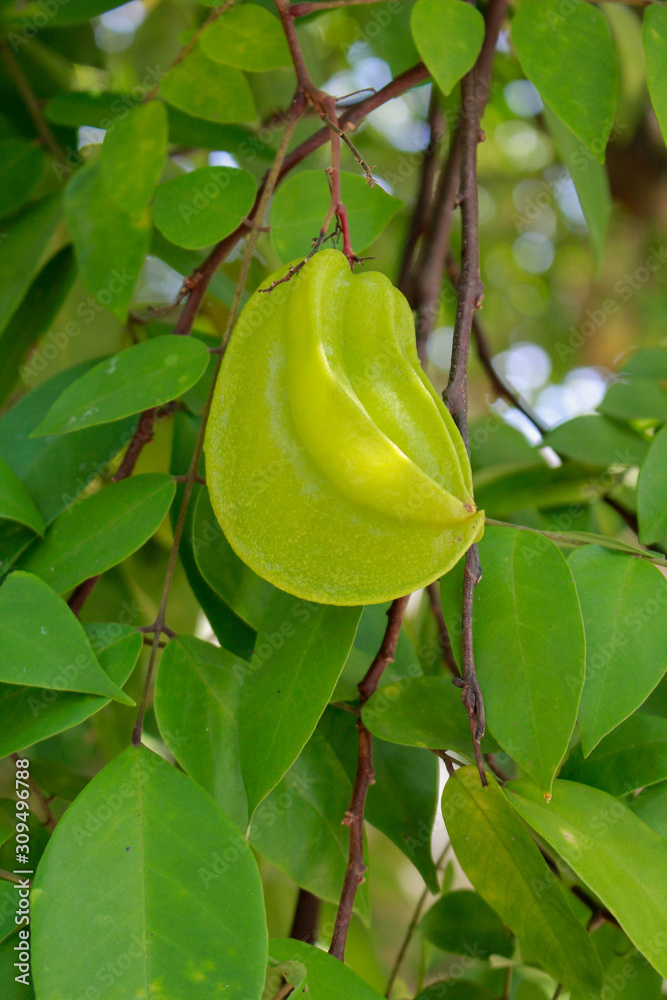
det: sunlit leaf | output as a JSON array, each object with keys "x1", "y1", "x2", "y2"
[{"x1": 152, "y1": 166, "x2": 256, "y2": 250}]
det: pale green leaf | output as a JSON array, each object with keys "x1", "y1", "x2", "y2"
[
  {"x1": 33, "y1": 336, "x2": 210, "y2": 435},
  {"x1": 443, "y1": 767, "x2": 602, "y2": 996},
  {"x1": 100, "y1": 101, "x2": 168, "y2": 215},
  {"x1": 561, "y1": 713, "x2": 667, "y2": 796},
  {"x1": 152, "y1": 166, "x2": 256, "y2": 250},
  {"x1": 32, "y1": 746, "x2": 268, "y2": 1000},
  {"x1": 200, "y1": 5, "x2": 291, "y2": 71},
  {"x1": 411, "y1": 0, "x2": 484, "y2": 96},
  {"x1": 160, "y1": 45, "x2": 256, "y2": 124}
]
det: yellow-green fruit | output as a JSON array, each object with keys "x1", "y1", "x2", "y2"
[{"x1": 205, "y1": 249, "x2": 484, "y2": 605}]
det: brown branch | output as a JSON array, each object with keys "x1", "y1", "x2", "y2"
[
  {"x1": 289, "y1": 889, "x2": 321, "y2": 943},
  {"x1": 426, "y1": 582, "x2": 460, "y2": 679},
  {"x1": 0, "y1": 869, "x2": 30, "y2": 885},
  {"x1": 0, "y1": 39, "x2": 64, "y2": 165},
  {"x1": 329, "y1": 594, "x2": 410, "y2": 961}
]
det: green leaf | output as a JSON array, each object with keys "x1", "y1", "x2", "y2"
[
  {"x1": 33, "y1": 337, "x2": 210, "y2": 436},
  {"x1": 0, "y1": 362, "x2": 137, "y2": 524},
  {"x1": 32, "y1": 746, "x2": 268, "y2": 999},
  {"x1": 511, "y1": 0, "x2": 617, "y2": 160},
  {"x1": 543, "y1": 108, "x2": 611, "y2": 268},
  {"x1": 0, "y1": 245, "x2": 77, "y2": 408},
  {"x1": 644, "y1": 5, "x2": 667, "y2": 146},
  {"x1": 440, "y1": 527, "x2": 586, "y2": 793},
  {"x1": 270, "y1": 170, "x2": 403, "y2": 262},
  {"x1": 622, "y1": 346, "x2": 667, "y2": 379},
  {"x1": 0, "y1": 933, "x2": 35, "y2": 999},
  {"x1": 568, "y1": 546, "x2": 667, "y2": 754},
  {"x1": 152, "y1": 166, "x2": 256, "y2": 250},
  {"x1": 100, "y1": 101, "x2": 168, "y2": 216},
  {"x1": 0, "y1": 196, "x2": 62, "y2": 337},
  {"x1": 200, "y1": 4, "x2": 291, "y2": 71},
  {"x1": 443, "y1": 767, "x2": 603, "y2": 996},
  {"x1": 561, "y1": 713, "x2": 667, "y2": 796},
  {"x1": 416, "y1": 985, "x2": 496, "y2": 1000},
  {"x1": 64, "y1": 161, "x2": 151, "y2": 321},
  {"x1": 318, "y1": 705, "x2": 440, "y2": 892},
  {"x1": 154, "y1": 635, "x2": 248, "y2": 830},
  {"x1": 238, "y1": 592, "x2": 361, "y2": 815},
  {"x1": 0, "y1": 571, "x2": 133, "y2": 704},
  {"x1": 410, "y1": 0, "x2": 484, "y2": 96},
  {"x1": 598, "y1": 374, "x2": 667, "y2": 423},
  {"x1": 0, "y1": 457, "x2": 45, "y2": 536},
  {"x1": 507, "y1": 777, "x2": 667, "y2": 978},
  {"x1": 20, "y1": 474, "x2": 176, "y2": 594},
  {"x1": 362, "y1": 676, "x2": 498, "y2": 754},
  {"x1": 193, "y1": 487, "x2": 275, "y2": 630},
  {"x1": 0, "y1": 623, "x2": 141, "y2": 758},
  {"x1": 638, "y1": 424, "x2": 667, "y2": 544},
  {"x1": 419, "y1": 890, "x2": 514, "y2": 959},
  {"x1": 0, "y1": 137, "x2": 43, "y2": 220},
  {"x1": 627, "y1": 781, "x2": 667, "y2": 838},
  {"x1": 19, "y1": 0, "x2": 117, "y2": 26},
  {"x1": 544, "y1": 414, "x2": 649, "y2": 468},
  {"x1": 473, "y1": 461, "x2": 600, "y2": 519},
  {"x1": 571, "y1": 922, "x2": 664, "y2": 1000},
  {"x1": 160, "y1": 45, "x2": 256, "y2": 124},
  {"x1": 249, "y1": 731, "x2": 368, "y2": 916},
  {"x1": 269, "y1": 940, "x2": 385, "y2": 1000}
]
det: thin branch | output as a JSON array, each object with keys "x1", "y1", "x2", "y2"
[
  {"x1": 0, "y1": 869, "x2": 30, "y2": 885},
  {"x1": 384, "y1": 843, "x2": 451, "y2": 998},
  {"x1": 329, "y1": 594, "x2": 411, "y2": 961},
  {"x1": 11, "y1": 755, "x2": 56, "y2": 832},
  {"x1": 426, "y1": 582, "x2": 461, "y2": 679},
  {"x1": 131, "y1": 107, "x2": 302, "y2": 746},
  {"x1": 502, "y1": 965, "x2": 513, "y2": 1000},
  {"x1": 0, "y1": 39, "x2": 64, "y2": 165},
  {"x1": 289, "y1": 889, "x2": 321, "y2": 943}
]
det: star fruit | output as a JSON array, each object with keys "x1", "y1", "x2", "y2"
[{"x1": 205, "y1": 249, "x2": 484, "y2": 605}]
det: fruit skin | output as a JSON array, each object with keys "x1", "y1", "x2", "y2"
[{"x1": 205, "y1": 249, "x2": 484, "y2": 605}]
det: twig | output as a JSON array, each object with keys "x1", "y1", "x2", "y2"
[
  {"x1": 551, "y1": 986, "x2": 562, "y2": 1000},
  {"x1": 0, "y1": 869, "x2": 30, "y2": 885},
  {"x1": 441, "y1": 1, "x2": 510, "y2": 789},
  {"x1": 11, "y1": 755, "x2": 56, "y2": 832},
  {"x1": 426, "y1": 582, "x2": 460, "y2": 679},
  {"x1": 143, "y1": 0, "x2": 237, "y2": 102},
  {"x1": 131, "y1": 106, "x2": 302, "y2": 747},
  {"x1": 329, "y1": 594, "x2": 411, "y2": 961},
  {"x1": 0, "y1": 39, "x2": 64, "y2": 165},
  {"x1": 502, "y1": 965, "x2": 512, "y2": 1000},
  {"x1": 290, "y1": 889, "x2": 321, "y2": 943},
  {"x1": 485, "y1": 753, "x2": 510, "y2": 783},
  {"x1": 384, "y1": 843, "x2": 451, "y2": 998}
]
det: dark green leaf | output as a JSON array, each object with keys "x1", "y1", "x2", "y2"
[
  {"x1": 561, "y1": 713, "x2": 667, "y2": 796},
  {"x1": 416, "y1": 985, "x2": 496, "y2": 1000},
  {"x1": 0, "y1": 933, "x2": 35, "y2": 999},
  {"x1": 193, "y1": 487, "x2": 275, "y2": 630},
  {"x1": 152, "y1": 166, "x2": 256, "y2": 250},
  {"x1": 410, "y1": 0, "x2": 484, "y2": 96},
  {"x1": 627, "y1": 781, "x2": 667, "y2": 838},
  {"x1": 318, "y1": 705, "x2": 440, "y2": 892},
  {"x1": 0, "y1": 196, "x2": 62, "y2": 337},
  {"x1": 419, "y1": 890, "x2": 514, "y2": 959},
  {"x1": 511, "y1": 0, "x2": 617, "y2": 159},
  {"x1": 0, "y1": 571, "x2": 133, "y2": 704},
  {"x1": 154, "y1": 635, "x2": 248, "y2": 830},
  {"x1": 0, "y1": 457, "x2": 45, "y2": 535},
  {"x1": 269, "y1": 940, "x2": 384, "y2": 1000},
  {"x1": 568, "y1": 546, "x2": 667, "y2": 754},
  {"x1": 571, "y1": 922, "x2": 663, "y2": 1000},
  {"x1": 248, "y1": 730, "x2": 368, "y2": 917},
  {"x1": 0, "y1": 245, "x2": 77, "y2": 408},
  {"x1": 19, "y1": 0, "x2": 117, "y2": 26},
  {"x1": 238, "y1": 592, "x2": 361, "y2": 814},
  {"x1": 443, "y1": 767, "x2": 603, "y2": 996},
  {"x1": 544, "y1": 414, "x2": 649, "y2": 468},
  {"x1": 32, "y1": 746, "x2": 268, "y2": 999},
  {"x1": 0, "y1": 623, "x2": 141, "y2": 758},
  {"x1": 160, "y1": 45, "x2": 256, "y2": 124},
  {"x1": 20, "y1": 474, "x2": 176, "y2": 594},
  {"x1": 64, "y1": 161, "x2": 150, "y2": 321},
  {"x1": 473, "y1": 461, "x2": 601, "y2": 519},
  {"x1": 440, "y1": 527, "x2": 585, "y2": 793},
  {"x1": 270, "y1": 170, "x2": 403, "y2": 262},
  {"x1": 638, "y1": 424, "x2": 667, "y2": 544},
  {"x1": 200, "y1": 4, "x2": 291, "y2": 71},
  {"x1": 100, "y1": 101, "x2": 168, "y2": 215},
  {"x1": 507, "y1": 777, "x2": 667, "y2": 978},
  {"x1": 598, "y1": 375, "x2": 667, "y2": 422},
  {"x1": 362, "y1": 676, "x2": 498, "y2": 754},
  {"x1": 0, "y1": 137, "x2": 43, "y2": 220},
  {"x1": 644, "y1": 5, "x2": 667, "y2": 145},
  {"x1": 0, "y1": 362, "x2": 137, "y2": 524},
  {"x1": 34, "y1": 336, "x2": 209, "y2": 435}
]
